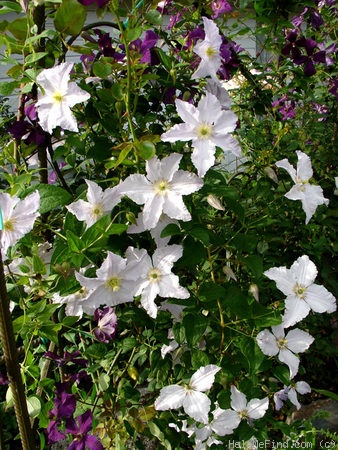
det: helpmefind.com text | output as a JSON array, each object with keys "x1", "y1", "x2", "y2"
[{"x1": 227, "y1": 438, "x2": 337, "y2": 449}]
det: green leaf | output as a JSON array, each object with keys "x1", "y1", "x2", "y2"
[
  {"x1": 32, "y1": 184, "x2": 72, "y2": 214},
  {"x1": 237, "y1": 337, "x2": 266, "y2": 374},
  {"x1": 160, "y1": 223, "x2": 181, "y2": 238},
  {"x1": 223, "y1": 286, "x2": 252, "y2": 319},
  {"x1": 145, "y1": 9, "x2": 162, "y2": 25},
  {"x1": 92, "y1": 60, "x2": 113, "y2": 79},
  {"x1": 6, "y1": 17, "x2": 28, "y2": 40},
  {"x1": 98, "y1": 373, "x2": 110, "y2": 392},
  {"x1": 183, "y1": 313, "x2": 208, "y2": 348},
  {"x1": 138, "y1": 140, "x2": 156, "y2": 160},
  {"x1": 25, "y1": 52, "x2": 48, "y2": 65},
  {"x1": 148, "y1": 422, "x2": 172, "y2": 450},
  {"x1": 108, "y1": 142, "x2": 134, "y2": 169},
  {"x1": 125, "y1": 26, "x2": 142, "y2": 42},
  {"x1": 54, "y1": 0, "x2": 86, "y2": 36},
  {"x1": 199, "y1": 282, "x2": 226, "y2": 302},
  {"x1": 312, "y1": 389, "x2": 338, "y2": 402},
  {"x1": 66, "y1": 230, "x2": 85, "y2": 253},
  {"x1": 0, "y1": 80, "x2": 19, "y2": 95},
  {"x1": 0, "y1": 2, "x2": 23, "y2": 14},
  {"x1": 27, "y1": 396, "x2": 42, "y2": 418},
  {"x1": 85, "y1": 343, "x2": 108, "y2": 359}
]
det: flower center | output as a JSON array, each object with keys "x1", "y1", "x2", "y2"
[
  {"x1": 154, "y1": 179, "x2": 170, "y2": 195},
  {"x1": 196, "y1": 122, "x2": 213, "y2": 140},
  {"x1": 91, "y1": 203, "x2": 104, "y2": 218},
  {"x1": 106, "y1": 276, "x2": 121, "y2": 292},
  {"x1": 206, "y1": 46, "x2": 217, "y2": 58},
  {"x1": 294, "y1": 283, "x2": 306, "y2": 299},
  {"x1": 238, "y1": 409, "x2": 248, "y2": 419},
  {"x1": 52, "y1": 91, "x2": 64, "y2": 103},
  {"x1": 276, "y1": 337, "x2": 287, "y2": 349},
  {"x1": 148, "y1": 268, "x2": 161, "y2": 283},
  {"x1": 3, "y1": 218, "x2": 15, "y2": 231}
]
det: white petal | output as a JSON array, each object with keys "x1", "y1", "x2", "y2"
[
  {"x1": 271, "y1": 324, "x2": 285, "y2": 340},
  {"x1": 65, "y1": 81, "x2": 90, "y2": 107},
  {"x1": 278, "y1": 348, "x2": 299, "y2": 379},
  {"x1": 290, "y1": 255, "x2": 317, "y2": 287},
  {"x1": 305, "y1": 284, "x2": 336, "y2": 313},
  {"x1": 171, "y1": 170, "x2": 204, "y2": 195},
  {"x1": 285, "y1": 329, "x2": 314, "y2": 354},
  {"x1": 275, "y1": 158, "x2": 297, "y2": 182},
  {"x1": 143, "y1": 194, "x2": 165, "y2": 229},
  {"x1": 175, "y1": 99, "x2": 199, "y2": 126},
  {"x1": 155, "y1": 385, "x2": 186, "y2": 410},
  {"x1": 263, "y1": 266, "x2": 294, "y2": 297},
  {"x1": 211, "y1": 408, "x2": 240, "y2": 435},
  {"x1": 256, "y1": 329, "x2": 279, "y2": 356},
  {"x1": 287, "y1": 387, "x2": 301, "y2": 410},
  {"x1": 119, "y1": 174, "x2": 153, "y2": 204},
  {"x1": 147, "y1": 153, "x2": 182, "y2": 183},
  {"x1": 247, "y1": 397, "x2": 269, "y2": 419},
  {"x1": 85, "y1": 179, "x2": 103, "y2": 204},
  {"x1": 191, "y1": 141, "x2": 216, "y2": 178},
  {"x1": 96, "y1": 251, "x2": 126, "y2": 279},
  {"x1": 183, "y1": 390, "x2": 211, "y2": 424},
  {"x1": 153, "y1": 245, "x2": 183, "y2": 272},
  {"x1": 295, "y1": 381, "x2": 311, "y2": 395},
  {"x1": 161, "y1": 123, "x2": 196, "y2": 142},
  {"x1": 140, "y1": 283, "x2": 160, "y2": 318},
  {"x1": 189, "y1": 365, "x2": 221, "y2": 392},
  {"x1": 296, "y1": 151, "x2": 313, "y2": 181},
  {"x1": 230, "y1": 386, "x2": 247, "y2": 412},
  {"x1": 282, "y1": 296, "x2": 311, "y2": 328},
  {"x1": 163, "y1": 193, "x2": 191, "y2": 222},
  {"x1": 212, "y1": 134, "x2": 242, "y2": 157}
]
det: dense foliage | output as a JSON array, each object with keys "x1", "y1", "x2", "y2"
[{"x1": 0, "y1": 0, "x2": 337, "y2": 449}]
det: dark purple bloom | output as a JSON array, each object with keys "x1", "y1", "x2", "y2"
[
  {"x1": 329, "y1": 77, "x2": 338, "y2": 101},
  {"x1": 316, "y1": 0, "x2": 336, "y2": 8},
  {"x1": 272, "y1": 94, "x2": 296, "y2": 120},
  {"x1": 81, "y1": 52, "x2": 95, "y2": 73},
  {"x1": 281, "y1": 29, "x2": 303, "y2": 60},
  {"x1": 46, "y1": 420, "x2": 66, "y2": 445},
  {"x1": 311, "y1": 102, "x2": 328, "y2": 121},
  {"x1": 78, "y1": 0, "x2": 109, "y2": 6},
  {"x1": 25, "y1": 103, "x2": 38, "y2": 121},
  {"x1": 49, "y1": 389, "x2": 77, "y2": 420},
  {"x1": 44, "y1": 350, "x2": 88, "y2": 367},
  {"x1": 309, "y1": 10, "x2": 324, "y2": 28},
  {"x1": 184, "y1": 26, "x2": 205, "y2": 50},
  {"x1": 211, "y1": 0, "x2": 232, "y2": 19},
  {"x1": 130, "y1": 30, "x2": 160, "y2": 65},
  {"x1": 291, "y1": 8, "x2": 309, "y2": 27},
  {"x1": 66, "y1": 410, "x2": 104, "y2": 450},
  {"x1": 293, "y1": 37, "x2": 326, "y2": 76},
  {"x1": 94, "y1": 306, "x2": 118, "y2": 343},
  {"x1": 49, "y1": 161, "x2": 67, "y2": 184},
  {"x1": 167, "y1": 11, "x2": 182, "y2": 29},
  {"x1": 95, "y1": 30, "x2": 125, "y2": 60}
]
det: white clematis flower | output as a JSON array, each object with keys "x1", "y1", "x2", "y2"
[
  {"x1": 256, "y1": 325, "x2": 314, "y2": 379},
  {"x1": 119, "y1": 153, "x2": 203, "y2": 229},
  {"x1": 192, "y1": 17, "x2": 222, "y2": 81},
  {"x1": 161, "y1": 92, "x2": 239, "y2": 177},
  {"x1": 228, "y1": 386, "x2": 269, "y2": 427},
  {"x1": 0, "y1": 191, "x2": 40, "y2": 255},
  {"x1": 287, "y1": 381, "x2": 311, "y2": 410},
  {"x1": 264, "y1": 255, "x2": 336, "y2": 328},
  {"x1": 276, "y1": 150, "x2": 329, "y2": 224},
  {"x1": 154, "y1": 364, "x2": 221, "y2": 424},
  {"x1": 75, "y1": 250, "x2": 146, "y2": 310},
  {"x1": 66, "y1": 179, "x2": 121, "y2": 229},
  {"x1": 126, "y1": 245, "x2": 189, "y2": 318},
  {"x1": 36, "y1": 62, "x2": 90, "y2": 133}
]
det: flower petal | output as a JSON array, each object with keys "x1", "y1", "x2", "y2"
[
  {"x1": 278, "y1": 348, "x2": 299, "y2": 379},
  {"x1": 183, "y1": 390, "x2": 211, "y2": 424},
  {"x1": 256, "y1": 329, "x2": 279, "y2": 356},
  {"x1": 190, "y1": 364, "x2": 221, "y2": 392},
  {"x1": 247, "y1": 397, "x2": 269, "y2": 419},
  {"x1": 155, "y1": 385, "x2": 186, "y2": 410},
  {"x1": 305, "y1": 284, "x2": 336, "y2": 313},
  {"x1": 285, "y1": 328, "x2": 314, "y2": 354}
]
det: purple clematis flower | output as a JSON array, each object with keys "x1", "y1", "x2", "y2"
[
  {"x1": 211, "y1": 0, "x2": 232, "y2": 19},
  {"x1": 78, "y1": 0, "x2": 109, "y2": 6},
  {"x1": 281, "y1": 29, "x2": 303, "y2": 60},
  {"x1": 94, "y1": 306, "x2": 118, "y2": 343},
  {"x1": 329, "y1": 77, "x2": 338, "y2": 101},
  {"x1": 130, "y1": 30, "x2": 160, "y2": 65},
  {"x1": 293, "y1": 37, "x2": 326, "y2": 76},
  {"x1": 66, "y1": 410, "x2": 104, "y2": 450},
  {"x1": 44, "y1": 350, "x2": 88, "y2": 367}
]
